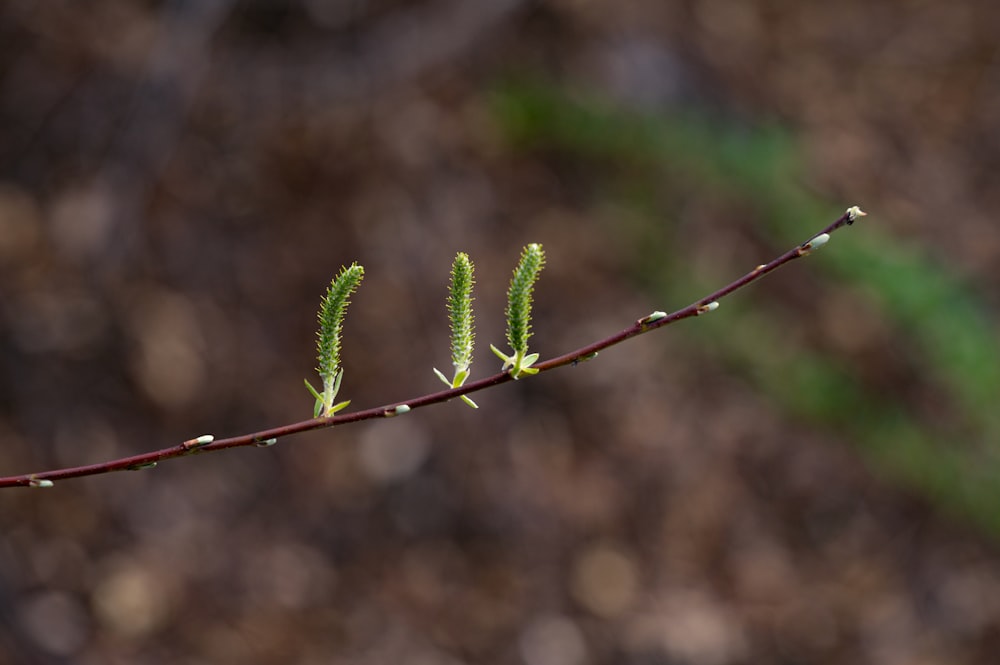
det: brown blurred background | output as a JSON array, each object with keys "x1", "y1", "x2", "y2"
[{"x1": 3, "y1": 1, "x2": 1000, "y2": 663}]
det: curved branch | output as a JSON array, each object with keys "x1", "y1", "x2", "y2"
[{"x1": 1, "y1": 208, "x2": 864, "y2": 488}]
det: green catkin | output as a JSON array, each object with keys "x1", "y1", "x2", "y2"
[
  {"x1": 310, "y1": 263, "x2": 364, "y2": 416},
  {"x1": 448, "y1": 252, "x2": 475, "y2": 372},
  {"x1": 317, "y1": 263, "x2": 364, "y2": 383},
  {"x1": 506, "y1": 243, "x2": 545, "y2": 354}
]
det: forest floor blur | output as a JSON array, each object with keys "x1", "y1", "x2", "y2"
[{"x1": 2, "y1": 2, "x2": 1000, "y2": 664}]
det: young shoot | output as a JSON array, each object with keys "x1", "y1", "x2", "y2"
[
  {"x1": 491, "y1": 243, "x2": 545, "y2": 379},
  {"x1": 306, "y1": 263, "x2": 364, "y2": 417},
  {"x1": 433, "y1": 252, "x2": 478, "y2": 407}
]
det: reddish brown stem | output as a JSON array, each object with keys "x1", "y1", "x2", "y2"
[{"x1": 1, "y1": 209, "x2": 863, "y2": 488}]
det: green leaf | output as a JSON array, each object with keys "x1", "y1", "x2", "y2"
[{"x1": 304, "y1": 378, "x2": 324, "y2": 418}]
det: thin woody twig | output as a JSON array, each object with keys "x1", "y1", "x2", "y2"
[{"x1": 0, "y1": 207, "x2": 865, "y2": 488}]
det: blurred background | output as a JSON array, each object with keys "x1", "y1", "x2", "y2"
[{"x1": 3, "y1": 0, "x2": 1000, "y2": 663}]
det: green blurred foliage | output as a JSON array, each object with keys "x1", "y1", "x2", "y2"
[{"x1": 492, "y1": 83, "x2": 1000, "y2": 535}]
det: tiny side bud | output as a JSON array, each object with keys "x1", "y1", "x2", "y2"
[
  {"x1": 183, "y1": 434, "x2": 215, "y2": 450},
  {"x1": 127, "y1": 462, "x2": 157, "y2": 471},
  {"x1": 798, "y1": 233, "x2": 831, "y2": 256},
  {"x1": 29, "y1": 478, "x2": 54, "y2": 488},
  {"x1": 697, "y1": 301, "x2": 719, "y2": 315},
  {"x1": 255, "y1": 438, "x2": 278, "y2": 447},
  {"x1": 808, "y1": 233, "x2": 831, "y2": 250},
  {"x1": 386, "y1": 404, "x2": 411, "y2": 417},
  {"x1": 639, "y1": 311, "x2": 667, "y2": 328}
]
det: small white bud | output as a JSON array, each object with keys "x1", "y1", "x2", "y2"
[
  {"x1": 255, "y1": 438, "x2": 278, "y2": 447},
  {"x1": 846, "y1": 206, "x2": 867, "y2": 222},
  {"x1": 798, "y1": 233, "x2": 831, "y2": 256},
  {"x1": 128, "y1": 462, "x2": 158, "y2": 471},
  {"x1": 29, "y1": 478, "x2": 54, "y2": 488},
  {"x1": 807, "y1": 233, "x2": 830, "y2": 250},
  {"x1": 640, "y1": 311, "x2": 667, "y2": 327},
  {"x1": 386, "y1": 404, "x2": 411, "y2": 417},
  {"x1": 183, "y1": 434, "x2": 215, "y2": 449},
  {"x1": 697, "y1": 301, "x2": 719, "y2": 315}
]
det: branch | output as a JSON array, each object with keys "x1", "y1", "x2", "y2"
[{"x1": 1, "y1": 208, "x2": 865, "y2": 488}]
